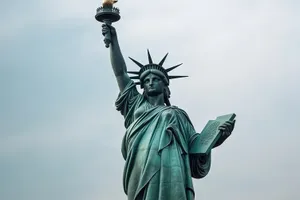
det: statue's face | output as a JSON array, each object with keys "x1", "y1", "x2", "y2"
[{"x1": 143, "y1": 73, "x2": 165, "y2": 96}]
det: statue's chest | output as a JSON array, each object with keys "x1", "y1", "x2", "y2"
[
  {"x1": 133, "y1": 103, "x2": 176, "y2": 121},
  {"x1": 133, "y1": 103, "x2": 154, "y2": 120}
]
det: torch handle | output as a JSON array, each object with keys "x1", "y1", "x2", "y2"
[{"x1": 103, "y1": 20, "x2": 112, "y2": 48}]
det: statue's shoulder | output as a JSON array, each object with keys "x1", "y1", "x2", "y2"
[
  {"x1": 169, "y1": 105, "x2": 185, "y2": 111},
  {"x1": 168, "y1": 105, "x2": 189, "y2": 116},
  {"x1": 169, "y1": 105, "x2": 193, "y2": 123}
]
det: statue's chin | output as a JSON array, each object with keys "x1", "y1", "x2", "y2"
[{"x1": 146, "y1": 91, "x2": 162, "y2": 97}]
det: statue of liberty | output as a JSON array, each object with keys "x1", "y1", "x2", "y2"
[{"x1": 101, "y1": 23, "x2": 235, "y2": 200}]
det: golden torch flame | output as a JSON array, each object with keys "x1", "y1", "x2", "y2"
[{"x1": 102, "y1": 0, "x2": 118, "y2": 6}]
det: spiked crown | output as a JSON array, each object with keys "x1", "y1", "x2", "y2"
[{"x1": 128, "y1": 50, "x2": 188, "y2": 88}]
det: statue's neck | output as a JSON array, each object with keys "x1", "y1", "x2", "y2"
[{"x1": 147, "y1": 94, "x2": 165, "y2": 106}]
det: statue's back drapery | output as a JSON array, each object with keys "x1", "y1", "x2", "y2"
[{"x1": 116, "y1": 81, "x2": 211, "y2": 200}]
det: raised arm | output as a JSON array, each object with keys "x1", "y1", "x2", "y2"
[{"x1": 102, "y1": 24, "x2": 131, "y2": 92}]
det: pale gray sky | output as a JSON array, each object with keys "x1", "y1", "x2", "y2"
[{"x1": 1, "y1": 0, "x2": 300, "y2": 200}]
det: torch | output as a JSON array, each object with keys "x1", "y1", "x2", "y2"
[{"x1": 95, "y1": 0, "x2": 121, "y2": 48}]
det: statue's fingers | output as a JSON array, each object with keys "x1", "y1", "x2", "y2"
[
  {"x1": 223, "y1": 123, "x2": 231, "y2": 129},
  {"x1": 221, "y1": 131, "x2": 230, "y2": 138},
  {"x1": 102, "y1": 27, "x2": 110, "y2": 35},
  {"x1": 227, "y1": 123, "x2": 233, "y2": 132},
  {"x1": 219, "y1": 123, "x2": 229, "y2": 131},
  {"x1": 226, "y1": 121, "x2": 235, "y2": 132},
  {"x1": 225, "y1": 125, "x2": 230, "y2": 133},
  {"x1": 225, "y1": 131, "x2": 231, "y2": 137},
  {"x1": 106, "y1": 24, "x2": 115, "y2": 29},
  {"x1": 224, "y1": 121, "x2": 235, "y2": 132},
  {"x1": 102, "y1": 26, "x2": 107, "y2": 31},
  {"x1": 102, "y1": 24, "x2": 109, "y2": 30},
  {"x1": 219, "y1": 127, "x2": 230, "y2": 135},
  {"x1": 224, "y1": 121, "x2": 233, "y2": 126},
  {"x1": 105, "y1": 23, "x2": 114, "y2": 30},
  {"x1": 102, "y1": 24, "x2": 112, "y2": 32},
  {"x1": 221, "y1": 131, "x2": 226, "y2": 137},
  {"x1": 102, "y1": 30, "x2": 108, "y2": 36}
]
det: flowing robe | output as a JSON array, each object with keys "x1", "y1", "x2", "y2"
[{"x1": 116, "y1": 81, "x2": 211, "y2": 200}]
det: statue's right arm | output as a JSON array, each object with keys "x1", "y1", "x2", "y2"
[{"x1": 102, "y1": 24, "x2": 131, "y2": 92}]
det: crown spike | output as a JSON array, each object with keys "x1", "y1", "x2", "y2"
[
  {"x1": 158, "y1": 53, "x2": 169, "y2": 66},
  {"x1": 129, "y1": 76, "x2": 140, "y2": 79},
  {"x1": 169, "y1": 75, "x2": 188, "y2": 79},
  {"x1": 165, "y1": 63, "x2": 183, "y2": 72},
  {"x1": 127, "y1": 71, "x2": 140, "y2": 75},
  {"x1": 128, "y1": 51, "x2": 188, "y2": 85},
  {"x1": 129, "y1": 57, "x2": 144, "y2": 68},
  {"x1": 147, "y1": 49, "x2": 153, "y2": 64}
]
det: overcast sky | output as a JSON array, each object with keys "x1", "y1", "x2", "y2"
[{"x1": 1, "y1": 0, "x2": 300, "y2": 200}]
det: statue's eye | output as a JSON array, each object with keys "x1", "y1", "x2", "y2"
[{"x1": 144, "y1": 79, "x2": 150, "y2": 84}]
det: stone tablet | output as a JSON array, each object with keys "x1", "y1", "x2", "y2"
[{"x1": 190, "y1": 113, "x2": 236, "y2": 155}]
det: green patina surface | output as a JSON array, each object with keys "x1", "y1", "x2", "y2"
[
  {"x1": 95, "y1": 5, "x2": 236, "y2": 199},
  {"x1": 116, "y1": 81, "x2": 211, "y2": 200}
]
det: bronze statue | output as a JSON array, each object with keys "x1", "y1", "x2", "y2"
[{"x1": 97, "y1": 4, "x2": 236, "y2": 199}]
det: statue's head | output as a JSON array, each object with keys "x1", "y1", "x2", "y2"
[
  {"x1": 128, "y1": 50, "x2": 188, "y2": 105},
  {"x1": 141, "y1": 72, "x2": 172, "y2": 105},
  {"x1": 142, "y1": 73, "x2": 165, "y2": 96}
]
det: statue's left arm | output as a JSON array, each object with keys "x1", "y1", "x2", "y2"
[
  {"x1": 180, "y1": 110, "x2": 235, "y2": 178},
  {"x1": 189, "y1": 120, "x2": 236, "y2": 178},
  {"x1": 189, "y1": 152, "x2": 211, "y2": 179}
]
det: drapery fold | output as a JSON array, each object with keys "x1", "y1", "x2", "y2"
[{"x1": 116, "y1": 81, "x2": 211, "y2": 200}]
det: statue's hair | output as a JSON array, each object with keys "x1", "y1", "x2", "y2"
[{"x1": 164, "y1": 87, "x2": 171, "y2": 106}]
